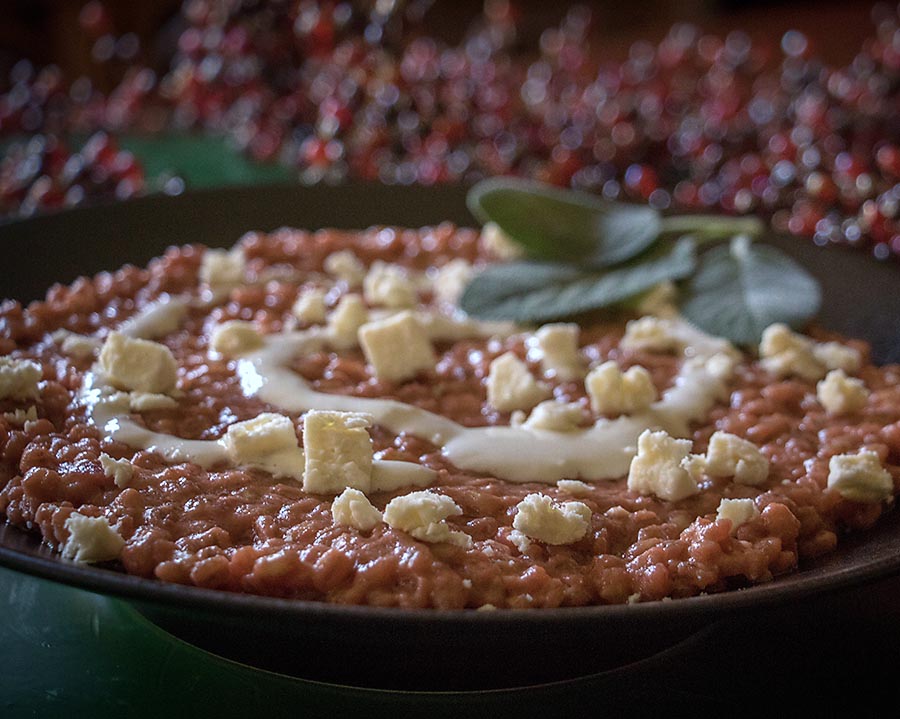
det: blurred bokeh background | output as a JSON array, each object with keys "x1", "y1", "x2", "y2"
[{"x1": 1, "y1": 0, "x2": 897, "y2": 260}]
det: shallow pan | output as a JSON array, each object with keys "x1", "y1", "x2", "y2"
[{"x1": 1, "y1": 183, "x2": 900, "y2": 691}]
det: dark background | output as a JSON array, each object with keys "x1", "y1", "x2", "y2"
[{"x1": 0, "y1": 0, "x2": 883, "y2": 86}]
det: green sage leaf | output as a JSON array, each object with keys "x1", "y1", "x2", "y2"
[
  {"x1": 680, "y1": 237, "x2": 821, "y2": 346},
  {"x1": 467, "y1": 177, "x2": 663, "y2": 267},
  {"x1": 460, "y1": 237, "x2": 697, "y2": 323}
]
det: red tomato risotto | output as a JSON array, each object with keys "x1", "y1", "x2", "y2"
[{"x1": 1, "y1": 224, "x2": 898, "y2": 608}]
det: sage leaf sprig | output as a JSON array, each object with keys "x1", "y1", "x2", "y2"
[
  {"x1": 680, "y1": 237, "x2": 821, "y2": 345},
  {"x1": 461, "y1": 177, "x2": 822, "y2": 345}
]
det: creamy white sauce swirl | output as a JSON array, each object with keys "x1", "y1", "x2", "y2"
[{"x1": 82, "y1": 299, "x2": 735, "y2": 484}]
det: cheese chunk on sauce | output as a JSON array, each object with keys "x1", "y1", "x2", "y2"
[
  {"x1": 486, "y1": 352, "x2": 551, "y2": 413},
  {"x1": 627, "y1": 429, "x2": 698, "y2": 501},
  {"x1": 62, "y1": 513, "x2": 125, "y2": 563},
  {"x1": 383, "y1": 490, "x2": 471, "y2": 547},
  {"x1": 827, "y1": 450, "x2": 893, "y2": 502},
  {"x1": 98, "y1": 332, "x2": 178, "y2": 394},
  {"x1": 512, "y1": 493, "x2": 591, "y2": 546},
  {"x1": 331, "y1": 487, "x2": 383, "y2": 531},
  {"x1": 585, "y1": 361, "x2": 657, "y2": 416},
  {"x1": 302, "y1": 410, "x2": 374, "y2": 494},
  {"x1": 0, "y1": 357, "x2": 41, "y2": 400},
  {"x1": 358, "y1": 311, "x2": 435, "y2": 382}
]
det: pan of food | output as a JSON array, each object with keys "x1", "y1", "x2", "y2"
[{"x1": 1, "y1": 181, "x2": 899, "y2": 691}]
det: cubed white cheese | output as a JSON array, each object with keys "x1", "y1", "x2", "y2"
[
  {"x1": 331, "y1": 487, "x2": 383, "y2": 531},
  {"x1": 705, "y1": 352, "x2": 738, "y2": 382},
  {"x1": 585, "y1": 361, "x2": 657, "y2": 416},
  {"x1": 99, "y1": 453, "x2": 134, "y2": 489},
  {"x1": 292, "y1": 287, "x2": 328, "y2": 325},
  {"x1": 555, "y1": 479, "x2": 594, "y2": 496},
  {"x1": 486, "y1": 352, "x2": 551, "y2": 413},
  {"x1": 0, "y1": 357, "x2": 41, "y2": 400},
  {"x1": 522, "y1": 400, "x2": 583, "y2": 432},
  {"x1": 199, "y1": 247, "x2": 246, "y2": 290},
  {"x1": 98, "y1": 332, "x2": 178, "y2": 394},
  {"x1": 302, "y1": 410, "x2": 373, "y2": 494},
  {"x1": 479, "y1": 222, "x2": 524, "y2": 259},
  {"x1": 327, "y1": 294, "x2": 368, "y2": 349},
  {"x1": 324, "y1": 250, "x2": 366, "y2": 287},
  {"x1": 209, "y1": 320, "x2": 263, "y2": 357},
  {"x1": 759, "y1": 324, "x2": 861, "y2": 382},
  {"x1": 703, "y1": 431, "x2": 769, "y2": 486},
  {"x1": 358, "y1": 311, "x2": 435, "y2": 382},
  {"x1": 221, "y1": 412, "x2": 304, "y2": 480},
  {"x1": 383, "y1": 490, "x2": 471, "y2": 547},
  {"x1": 813, "y1": 342, "x2": 862, "y2": 374},
  {"x1": 827, "y1": 450, "x2": 893, "y2": 502},
  {"x1": 363, "y1": 260, "x2": 417, "y2": 309},
  {"x1": 432, "y1": 258, "x2": 473, "y2": 306},
  {"x1": 128, "y1": 392, "x2": 179, "y2": 412},
  {"x1": 716, "y1": 498, "x2": 760, "y2": 531},
  {"x1": 512, "y1": 493, "x2": 592, "y2": 545},
  {"x1": 627, "y1": 429, "x2": 698, "y2": 501},
  {"x1": 635, "y1": 281, "x2": 679, "y2": 317},
  {"x1": 620, "y1": 316, "x2": 681, "y2": 353},
  {"x1": 817, "y1": 369, "x2": 869, "y2": 415},
  {"x1": 52, "y1": 330, "x2": 102, "y2": 360},
  {"x1": 507, "y1": 529, "x2": 531, "y2": 553},
  {"x1": 532, "y1": 323, "x2": 584, "y2": 380},
  {"x1": 758, "y1": 324, "x2": 823, "y2": 381},
  {"x1": 61, "y1": 512, "x2": 125, "y2": 563}
]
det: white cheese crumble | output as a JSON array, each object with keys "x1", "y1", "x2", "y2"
[
  {"x1": 716, "y1": 498, "x2": 760, "y2": 531},
  {"x1": 383, "y1": 490, "x2": 471, "y2": 547},
  {"x1": 292, "y1": 288, "x2": 328, "y2": 325},
  {"x1": 221, "y1": 412, "x2": 304, "y2": 480},
  {"x1": 817, "y1": 369, "x2": 869, "y2": 415},
  {"x1": 698, "y1": 431, "x2": 770, "y2": 486},
  {"x1": 827, "y1": 450, "x2": 893, "y2": 503},
  {"x1": 759, "y1": 323, "x2": 862, "y2": 382},
  {"x1": 52, "y1": 330, "x2": 102, "y2": 359},
  {"x1": 209, "y1": 320, "x2": 263, "y2": 357},
  {"x1": 302, "y1": 410, "x2": 374, "y2": 494},
  {"x1": 585, "y1": 361, "x2": 657, "y2": 416},
  {"x1": 324, "y1": 250, "x2": 366, "y2": 287},
  {"x1": 99, "y1": 453, "x2": 134, "y2": 488},
  {"x1": 0, "y1": 357, "x2": 42, "y2": 400},
  {"x1": 432, "y1": 258, "x2": 473, "y2": 306},
  {"x1": 531, "y1": 323, "x2": 585, "y2": 380},
  {"x1": 327, "y1": 294, "x2": 368, "y2": 349},
  {"x1": 331, "y1": 487, "x2": 383, "y2": 531},
  {"x1": 363, "y1": 260, "x2": 418, "y2": 309},
  {"x1": 358, "y1": 311, "x2": 436, "y2": 382},
  {"x1": 479, "y1": 221, "x2": 524, "y2": 260},
  {"x1": 635, "y1": 281, "x2": 679, "y2": 317},
  {"x1": 98, "y1": 332, "x2": 178, "y2": 395},
  {"x1": 627, "y1": 429, "x2": 698, "y2": 501},
  {"x1": 512, "y1": 493, "x2": 592, "y2": 545},
  {"x1": 62, "y1": 512, "x2": 125, "y2": 563},
  {"x1": 486, "y1": 352, "x2": 551, "y2": 413},
  {"x1": 522, "y1": 400, "x2": 583, "y2": 432},
  {"x1": 199, "y1": 246, "x2": 246, "y2": 291},
  {"x1": 556, "y1": 479, "x2": 594, "y2": 496},
  {"x1": 619, "y1": 316, "x2": 681, "y2": 353}
]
